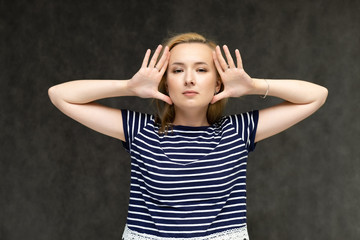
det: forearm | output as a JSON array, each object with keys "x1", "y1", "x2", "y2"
[
  {"x1": 48, "y1": 79, "x2": 133, "y2": 105},
  {"x1": 250, "y1": 78, "x2": 328, "y2": 106}
]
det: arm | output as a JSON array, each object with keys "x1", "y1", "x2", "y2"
[
  {"x1": 249, "y1": 78, "x2": 327, "y2": 142},
  {"x1": 212, "y1": 45, "x2": 328, "y2": 143},
  {"x1": 48, "y1": 45, "x2": 171, "y2": 141},
  {"x1": 48, "y1": 80, "x2": 131, "y2": 141}
]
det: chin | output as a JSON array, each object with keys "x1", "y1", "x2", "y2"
[{"x1": 174, "y1": 101, "x2": 211, "y2": 110}]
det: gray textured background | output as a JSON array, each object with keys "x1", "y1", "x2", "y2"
[{"x1": 1, "y1": 0, "x2": 359, "y2": 239}]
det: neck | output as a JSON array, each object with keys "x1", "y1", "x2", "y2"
[{"x1": 173, "y1": 106, "x2": 209, "y2": 127}]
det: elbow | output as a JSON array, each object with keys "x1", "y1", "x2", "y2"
[
  {"x1": 48, "y1": 85, "x2": 61, "y2": 107},
  {"x1": 319, "y1": 86, "x2": 328, "y2": 107},
  {"x1": 48, "y1": 86, "x2": 56, "y2": 104},
  {"x1": 313, "y1": 86, "x2": 328, "y2": 109}
]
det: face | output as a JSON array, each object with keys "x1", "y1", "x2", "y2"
[{"x1": 166, "y1": 43, "x2": 220, "y2": 110}]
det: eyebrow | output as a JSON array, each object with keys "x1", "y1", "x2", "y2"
[{"x1": 171, "y1": 62, "x2": 209, "y2": 66}]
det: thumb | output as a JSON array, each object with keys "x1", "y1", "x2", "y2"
[
  {"x1": 154, "y1": 91, "x2": 173, "y2": 105},
  {"x1": 211, "y1": 91, "x2": 228, "y2": 104}
]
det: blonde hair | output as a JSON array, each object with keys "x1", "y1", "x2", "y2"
[{"x1": 155, "y1": 32, "x2": 227, "y2": 133}]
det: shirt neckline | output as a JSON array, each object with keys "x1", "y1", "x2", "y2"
[{"x1": 170, "y1": 124, "x2": 213, "y2": 131}]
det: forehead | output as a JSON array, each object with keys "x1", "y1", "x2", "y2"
[{"x1": 169, "y1": 43, "x2": 214, "y2": 64}]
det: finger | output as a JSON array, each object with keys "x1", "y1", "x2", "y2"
[
  {"x1": 142, "y1": 49, "x2": 151, "y2": 68},
  {"x1": 159, "y1": 53, "x2": 170, "y2": 74},
  {"x1": 223, "y1": 45, "x2": 236, "y2": 68},
  {"x1": 211, "y1": 91, "x2": 228, "y2": 104},
  {"x1": 215, "y1": 45, "x2": 229, "y2": 72},
  {"x1": 154, "y1": 91, "x2": 173, "y2": 105},
  {"x1": 212, "y1": 51, "x2": 224, "y2": 75},
  {"x1": 149, "y1": 45, "x2": 163, "y2": 68},
  {"x1": 235, "y1": 49, "x2": 243, "y2": 69},
  {"x1": 156, "y1": 46, "x2": 169, "y2": 71}
]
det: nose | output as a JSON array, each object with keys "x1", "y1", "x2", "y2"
[{"x1": 184, "y1": 70, "x2": 195, "y2": 86}]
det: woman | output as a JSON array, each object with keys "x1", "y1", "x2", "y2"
[{"x1": 48, "y1": 32, "x2": 328, "y2": 240}]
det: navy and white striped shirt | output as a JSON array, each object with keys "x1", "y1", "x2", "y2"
[{"x1": 121, "y1": 109, "x2": 258, "y2": 239}]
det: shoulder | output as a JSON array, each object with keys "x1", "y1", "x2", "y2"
[
  {"x1": 121, "y1": 109, "x2": 154, "y2": 123},
  {"x1": 121, "y1": 109, "x2": 156, "y2": 137},
  {"x1": 220, "y1": 110, "x2": 259, "y2": 129}
]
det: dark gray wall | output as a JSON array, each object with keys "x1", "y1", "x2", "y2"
[{"x1": 1, "y1": 0, "x2": 359, "y2": 239}]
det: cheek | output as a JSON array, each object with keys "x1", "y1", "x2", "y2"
[
  {"x1": 166, "y1": 77, "x2": 176, "y2": 91},
  {"x1": 202, "y1": 74, "x2": 218, "y2": 90},
  {"x1": 201, "y1": 79, "x2": 218, "y2": 100},
  {"x1": 165, "y1": 77, "x2": 181, "y2": 97}
]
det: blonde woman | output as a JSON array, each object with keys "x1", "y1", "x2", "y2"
[{"x1": 48, "y1": 33, "x2": 328, "y2": 240}]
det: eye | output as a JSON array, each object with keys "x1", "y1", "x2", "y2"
[
  {"x1": 197, "y1": 68, "x2": 207, "y2": 72},
  {"x1": 173, "y1": 69, "x2": 183, "y2": 73}
]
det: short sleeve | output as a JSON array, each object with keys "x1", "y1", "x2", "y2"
[
  {"x1": 229, "y1": 110, "x2": 259, "y2": 152},
  {"x1": 121, "y1": 109, "x2": 151, "y2": 152}
]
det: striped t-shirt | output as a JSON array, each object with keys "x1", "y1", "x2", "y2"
[{"x1": 121, "y1": 109, "x2": 259, "y2": 240}]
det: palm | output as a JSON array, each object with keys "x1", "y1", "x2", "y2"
[
  {"x1": 128, "y1": 45, "x2": 172, "y2": 105},
  {"x1": 129, "y1": 67, "x2": 163, "y2": 98},
  {"x1": 212, "y1": 45, "x2": 254, "y2": 104}
]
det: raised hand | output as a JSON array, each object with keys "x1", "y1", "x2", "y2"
[
  {"x1": 128, "y1": 45, "x2": 172, "y2": 105},
  {"x1": 211, "y1": 45, "x2": 254, "y2": 104}
]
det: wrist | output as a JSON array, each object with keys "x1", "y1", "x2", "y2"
[
  {"x1": 250, "y1": 78, "x2": 270, "y2": 97},
  {"x1": 116, "y1": 79, "x2": 135, "y2": 97}
]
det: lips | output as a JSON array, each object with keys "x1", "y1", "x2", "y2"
[
  {"x1": 183, "y1": 90, "x2": 199, "y2": 96},
  {"x1": 183, "y1": 90, "x2": 198, "y2": 94}
]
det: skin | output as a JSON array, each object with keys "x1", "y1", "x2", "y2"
[
  {"x1": 48, "y1": 43, "x2": 328, "y2": 143},
  {"x1": 166, "y1": 43, "x2": 221, "y2": 126}
]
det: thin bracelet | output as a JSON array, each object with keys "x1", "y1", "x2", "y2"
[{"x1": 261, "y1": 79, "x2": 269, "y2": 99}]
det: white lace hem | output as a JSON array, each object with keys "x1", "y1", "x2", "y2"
[{"x1": 122, "y1": 224, "x2": 249, "y2": 240}]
